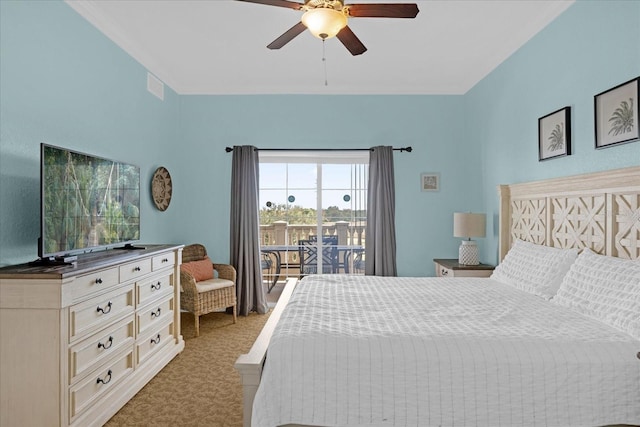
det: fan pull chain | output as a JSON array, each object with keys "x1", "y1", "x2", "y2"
[{"x1": 322, "y1": 39, "x2": 328, "y2": 86}]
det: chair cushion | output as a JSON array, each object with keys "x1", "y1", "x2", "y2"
[
  {"x1": 181, "y1": 256, "x2": 214, "y2": 281},
  {"x1": 195, "y1": 278, "x2": 235, "y2": 293}
]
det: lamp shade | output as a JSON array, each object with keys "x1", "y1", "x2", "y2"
[
  {"x1": 453, "y1": 213, "x2": 486, "y2": 238},
  {"x1": 301, "y1": 8, "x2": 348, "y2": 40}
]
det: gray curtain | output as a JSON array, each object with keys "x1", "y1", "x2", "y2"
[
  {"x1": 230, "y1": 146, "x2": 268, "y2": 315},
  {"x1": 365, "y1": 146, "x2": 397, "y2": 276}
]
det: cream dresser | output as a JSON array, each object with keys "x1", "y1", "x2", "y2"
[{"x1": 0, "y1": 244, "x2": 185, "y2": 426}]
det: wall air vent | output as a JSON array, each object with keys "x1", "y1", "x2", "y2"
[{"x1": 147, "y1": 72, "x2": 164, "y2": 101}]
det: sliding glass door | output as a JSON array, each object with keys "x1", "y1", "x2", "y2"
[{"x1": 259, "y1": 151, "x2": 368, "y2": 289}]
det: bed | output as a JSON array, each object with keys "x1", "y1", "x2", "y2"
[{"x1": 235, "y1": 166, "x2": 640, "y2": 427}]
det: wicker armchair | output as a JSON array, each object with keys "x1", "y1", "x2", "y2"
[{"x1": 180, "y1": 244, "x2": 237, "y2": 337}]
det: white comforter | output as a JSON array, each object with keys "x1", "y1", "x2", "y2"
[{"x1": 252, "y1": 275, "x2": 640, "y2": 427}]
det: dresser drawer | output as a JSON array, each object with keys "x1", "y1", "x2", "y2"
[
  {"x1": 69, "y1": 316, "x2": 135, "y2": 384},
  {"x1": 433, "y1": 259, "x2": 495, "y2": 278},
  {"x1": 136, "y1": 273, "x2": 173, "y2": 307},
  {"x1": 119, "y1": 258, "x2": 152, "y2": 283},
  {"x1": 69, "y1": 348, "x2": 134, "y2": 421},
  {"x1": 66, "y1": 267, "x2": 120, "y2": 303},
  {"x1": 455, "y1": 269, "x2": 493, "y2": 278},
  {"x1": 437, "y1": 267, "x2": 493, "y2": 278},
  {"x1": 136, "y1": 319, "x2": 174, "y2": 366},
  {"x1": 137, "y1": 295, "x2": 173, "y2": 336},
  {"x1": 152, "y1": 252, "x2": 175, "y2": 271},
  {"x1": 69, "y1": 285, "x2": 134, "y2": 342},
  {"x1": 436, "y1": 265, "x2": 452, "y2": 277}
]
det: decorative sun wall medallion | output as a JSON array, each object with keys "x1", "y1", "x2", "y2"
[{"x1": 152, "y1": 166, "x2": 172, "y2": 211}]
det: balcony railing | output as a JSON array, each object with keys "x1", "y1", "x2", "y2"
[
  {"x1": 260, "y1": 221, "x2": 366, "y2": 283},
  {"x1": 260, "y1": 220, "x2": 365, "y2": 247}
]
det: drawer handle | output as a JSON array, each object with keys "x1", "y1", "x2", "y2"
[
  {"x1": 441, "y1": 269, "x2": 448, "y2": 276},
  {"x1": 162, "y1": 258, "x2": 169, "y2": 263},
  {"x1": 95, "y1": 278, "x2": 103, "y2": 284},
  {"x1": 97, "y1": 336, "x2": 114, "y2": 350},
  {"x1": 151, "y1": 307, "x2": 162, "y2": 318},
  {"x1": 134, "y1": 266, "x2": 141, "y2": 272},
  {"x1": 151, "y1": 282, "x2": 162, "y2": 291},
  {"x1": 150, "y1": 334, "x2": 161, "y2": 345},
  {"x1": 96, "y1": 369, "x2": 112, "y2": 385},
  {"x1": 96, "y1": 301, "x2": 113, "y2": 314}
]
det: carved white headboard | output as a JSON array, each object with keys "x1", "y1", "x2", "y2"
[{"x1": 498, "y1": 166, "x2": 640, "y2": 261}]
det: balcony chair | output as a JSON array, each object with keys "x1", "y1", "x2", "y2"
[
  {"x1": 298, "y1": 235, "x2": 339, "y2": 277},
  {"x1": 344, "y1": 249, "x2": 366, "y2": 274},
  {"x1": 261, "y1": 251, "x2": 277, "y2": 292},
  {"x1": 180, "y1": 243, "x2": 237, "y2": 337}
]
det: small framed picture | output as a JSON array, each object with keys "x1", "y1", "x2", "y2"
[
  {"x1": 594, "y1": 76, "x2": 639, "y2": 149},
  {"x1": 421, "y1": 173, "x2": 439, "y2": 192},
  {"x1": 538, "y1": 106, "x2": 571, "y2": 161}
]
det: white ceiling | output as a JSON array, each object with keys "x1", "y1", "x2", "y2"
[{"x1": 65, "y1": 0, "x2": 574, "y2": 95}]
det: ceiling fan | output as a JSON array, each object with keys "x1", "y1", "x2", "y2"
[{"x1": 237, "y1": 0, "x2": 419, "y2": 56}]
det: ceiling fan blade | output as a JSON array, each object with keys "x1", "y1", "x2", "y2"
[
  {"x1": 235, "y1": 0, "x2": 304, "y2": 10},
  {"x1": 267, "y1": 21, "x2": 307, "y2": 49},
  {"x1": 336, "y1": 26, "x2": 367, "y2": 56},
  {"x1": 347, "y1": 3, "x2": 419, "y2": 18}
]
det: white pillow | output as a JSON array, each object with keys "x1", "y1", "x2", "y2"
[
  {"x1": 552, "y1": 249, "x2": 640, "y2": 340},
  {"x1": 490, "y1": 239, "x2": 578, "y2": 300}
]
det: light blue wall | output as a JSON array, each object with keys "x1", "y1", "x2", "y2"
[
  {"x1": 467, "y1": 0, "x2": 640, "y2": 264},
  {"x1": 173, "y1": 95, "x2": 479, "y2": 275},
  {"x1": 0, "y1": 0, "x2": 482, "y2": 274},
  {"x1": 1, "y1": 0, "x2": 638, "y2": 275},
  {"x1": 0, "y1": 0, "x2": 180, "y2": 266}
]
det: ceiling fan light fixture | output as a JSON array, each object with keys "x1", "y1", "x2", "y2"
[{"x1": 301, "y1": 8, "x2": 347, "y2": 40}]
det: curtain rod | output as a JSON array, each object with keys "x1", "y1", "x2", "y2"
[{"x1": 224, "y1": 146, "x2": 412, "y2": 153}]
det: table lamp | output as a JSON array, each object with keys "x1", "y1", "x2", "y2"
[{"x1": 453, "y1": 212, "x2": 486, "y2": 265}]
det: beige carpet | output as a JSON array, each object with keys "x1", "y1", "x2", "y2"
[{"x1": 105, "y1": 309, "x2": 270, "y2": 427}]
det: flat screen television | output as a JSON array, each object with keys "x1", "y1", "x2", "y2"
[{"x1": 38, "y1": 143, "x2": 141, "y2": 261}]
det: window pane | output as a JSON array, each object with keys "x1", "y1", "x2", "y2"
[
  {"x1": 259, "y1": 154, "x2": 367, "y2": 288},
  {"x1": 259, "y1": 189, "x2": 288, "y2": 222},
  {"x1": 322, "y1": 190, "x2": 354, "y2": 221},
  {"x1": 322, "y1": 164, "x2": 352, "y2": 189},
  {"x1": 260, "y1": 163, "x2": 286, "y2": 188},
  {"x1": 286, "y1": 189, "x2": 317, "y2": 224},
  {"x1": 287, "y1": 163, "x2": 316, "y2": 189}
]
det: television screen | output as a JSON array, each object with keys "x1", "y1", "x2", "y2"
[{"x1": 39, "y1": 143, "x2": 140, "y2": 259}]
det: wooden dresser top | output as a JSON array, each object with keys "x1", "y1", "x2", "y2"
[{"x1": 0, "y1": 244, "x2": 183, "y2": 279}]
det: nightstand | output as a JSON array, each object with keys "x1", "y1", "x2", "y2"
[{"x1": 433, "y1": 258, "x2": 495, "y2": 278}]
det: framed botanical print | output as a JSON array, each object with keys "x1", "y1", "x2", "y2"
[
  {"x1": 538, "y1": 106, "x2": 571, "y2": 161},
  {"x1": 594, "y1": 77, "x2": 639, "y2": 149},
  {"x1": 420, "y1": 173, "x2": 439, "y2": 192}
]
